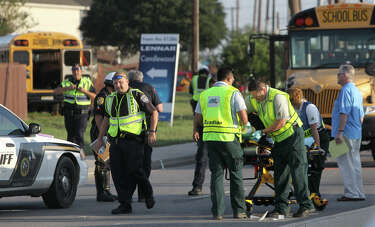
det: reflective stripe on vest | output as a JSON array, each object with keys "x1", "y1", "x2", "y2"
[
  {"x1": 249, "y1": 88, "x2": 303, "y2": 143},
  {"x1": 62, "y1": 77, "x2": 92, "y2": 106},
  {"x1": 105, "y1": 89, "x2": 145, "y2": 137},
  {"x1": 300, "y1": 101, "x2": 325, "y2": 138},
  {"x1": 192, "y1": 75, "x2": 211, "y2": 101},
  {"x1": 200, "y1": 85, "x2": 241, "y2": 142}
]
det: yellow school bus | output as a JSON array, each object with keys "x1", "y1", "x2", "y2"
[
  {"x1": 286, "y1": 3, "x2": 375, "y2": 158},
  {"x1": 0, "y1": 31, "x2": 91, "y2": 108}
]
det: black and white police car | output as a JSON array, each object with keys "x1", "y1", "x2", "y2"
[{"x1": 0, "y1": 104, "x2": 87, "y2": 208}]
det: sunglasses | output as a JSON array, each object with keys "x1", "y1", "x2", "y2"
[
  {"x1": 72, "y1": 67, "x2": 81, "y2": 71},
  {"x1": 112, "y1": 74, "x2": 127, "y2": 80}
]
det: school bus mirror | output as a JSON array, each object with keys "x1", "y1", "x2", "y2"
[{"x1": 248, "y1": 42, "x2": 255, "y2": 58}]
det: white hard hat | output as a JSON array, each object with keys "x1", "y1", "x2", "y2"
[{"x1": 104, "y1": 72, "x2": 116, "y2": 86}]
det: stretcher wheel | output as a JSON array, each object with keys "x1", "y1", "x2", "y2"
[
  {"x1": 245, "y1": 200, "x2": 254, "y2": 217},
  {"x1": 246, "y1": 204, "x2": 253, "y2": 217},
  {"x1": 311, "y1": 194, "x2": 328, "y2": 211}
]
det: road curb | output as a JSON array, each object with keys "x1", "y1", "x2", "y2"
[
  {"x1": 87, "y1": 155, "x2": 195, "y2": 176},
  {"x1": 151, "y1": 155, "x2": 195, "y2": 169}
]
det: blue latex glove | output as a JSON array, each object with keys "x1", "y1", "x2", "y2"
[
  {"x1": 252, "y1": 130, "x2": 263, "y2": 141},
  {"x1": 243, "y1": 130, "x2": 263, "y2": 142},
  {"x1": 304, "y1": 137, "x2": 314, "y2": 147}
]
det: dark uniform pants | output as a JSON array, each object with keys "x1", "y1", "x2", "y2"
[
  {"x1": 192, "y1": 130, "x2": 208, "y2": 189},
  {"x1": 308, "y1": 129, "x2": 330, "y2": 196},
  {"x1": 206, "y1": 139, "x2": 246, "y2": 217},
  {"x1": 109, "y1": 139, "x2": 153, "y2": 205},
  {"x1": 136, "y1": 143, "x2": 153, "y2": 198},
  {"x1": 272, "y1": 126, "x2": 314, "y2": 213},
  {"x1": 64, "y1": 112, "x2": 88, "y2": 148}
]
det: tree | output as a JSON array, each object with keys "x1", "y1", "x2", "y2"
[
  {"x1": 79, "y1": 0, "x2": 227, "y2": 56},
  {"x1": 0, "y1": 0, "x2": 33, "y2": 36},
  {"x1": 221, "y1": 26, "x2": 285, "y2": 87}
]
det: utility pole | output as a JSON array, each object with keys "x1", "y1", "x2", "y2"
[
  {"x1": 236, "y1": 0, "x2": 240, "y2": 31},
  {"x1": 231, "y1": 7, "x2": 235, "y2": 32},
  {"x1": 225, "y1": 7, "x2": 238, "y2": 33},
  {"x1": 272, "y1": 0, "x2": 275, "y2": 34},
  {"x1": 253, "y1": 0, "x2": 257, "y2": 32},
  {"x1": 329, "y1": 0, "x2": 342, "y2": 4},
  {"x1": 277, "y1": 11, "x2": 280, "y2": 34},
  {"x1": 265, "y1": 0, "x2": 270, "y2": 33},
  {"x1": 257, "y1": 0, "x2": 262, "y2": 33},
  {"x1": 192, "y1": 0, "x2": 199, "y2": 73},
  {"x1": 288, "y1": 0, "x2": 301, "y2": 18}
]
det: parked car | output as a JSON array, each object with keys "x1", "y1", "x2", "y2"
[{"x1": 0, "y1": 104, "x2": 88, "y2": 208}]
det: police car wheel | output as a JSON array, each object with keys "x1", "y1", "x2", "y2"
[{"x1": 42, "y1": 156, "x2": 78, "y2": 208}]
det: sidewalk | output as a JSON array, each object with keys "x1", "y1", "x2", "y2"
[{"x1": 85, "y1": 142, "x2": 375, "y2": 175}]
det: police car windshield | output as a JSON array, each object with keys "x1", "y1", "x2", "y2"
[{"x1": 0, "y1": 106, "x2": 27, "y2": 136}]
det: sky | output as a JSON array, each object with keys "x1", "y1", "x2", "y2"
[{"x1": 218, "y1": 0, "x2": 375, "y2": 34}]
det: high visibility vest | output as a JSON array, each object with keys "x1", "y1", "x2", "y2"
[
  {"x1": 61, "y1": 77, "x2": 92, "y2": 106},
  {"x1": 200, "y1": 85, "x2": 241, "y2": 142},
  {"x1": 299, "y1": 101, "x2": 325, "y2": 138},
  {"x1": 105, "y1": 89, "x2": 146, "y2": 137},
  {"x1": 192, "y1": 75, "x2": 211, "y2": 101},
  {"x1": 249, "y1": 88, "x2": 303, "y2": 143}
]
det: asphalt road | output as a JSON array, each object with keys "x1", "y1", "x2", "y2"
[{"x1": 0, "y1": 164, "x2": 374, "y2": 227}]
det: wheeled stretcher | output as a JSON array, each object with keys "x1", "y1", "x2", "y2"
[{"x1": 226, "y1": 134, "x2": 328, "y2": 217}]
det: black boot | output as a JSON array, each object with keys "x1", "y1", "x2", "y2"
[
  {"x1": 103, "y1": 170, "x2": 117, "y2": 201},
  {"x1": 95, "y1": 168, "x2": 117, "y2": 202}
]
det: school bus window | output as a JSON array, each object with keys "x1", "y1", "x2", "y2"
[
  {"x1": 83, "y1": 51, "x2": 91, "y2": 65},
  {"x1": 64, "y1": 51, "x2": 80, "y2": 66},
  {"x1": 0, "y1": 51, "x2": 8, "y2": 62},
  {"x1": 13, "y1": 51, "x2": 29, "y2": 65},
  {"x1": 310, "y1": 37, "x2": 320, "y2": 50},
  {"x1": 292, "y1": 39, "x2": 307, "y2": 67},
  {"x1": 322, "y1": 36, "x2": 330, "y2": 51},
  {"x1": 347, "y1": 40, "x2": 356, "y2": 50}
]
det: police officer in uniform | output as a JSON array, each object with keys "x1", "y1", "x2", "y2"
[
  {"x1": 96, "y1": 72, "x2": 158, "y2": 215},
  {"x1": 288, "y1": 87, "x2": 330, "y2": 199},
  {"x1": 90, "y1": 72, "x2": 117, "y2": 202},
  {"x1": 188, "y1": 67, "x2": 211, "y2": 196},
  {"x1": 193, "y1": 67, "x2": 248, "y2": 220},
  {"x1": 54, "y1": 64, "x2": 96, "y2": 148},
  {"x1": 246, "y1": 78, "x2": 314, "y2": 218},
  {"x1": 128, "y1": 70, "x2": 162, "y2": 202}
]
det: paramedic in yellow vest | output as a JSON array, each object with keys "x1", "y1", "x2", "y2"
[
  {"x1": 54, "y1": 63, "x2": 96, "y2": 148},
  {"x1": 189, "y1": 66, "x2": 211, "y2": 113},
  {"x1": 246, "y1": 78, "x2": 314, "y2": 218},
  {"x1": 193, "y1": 67, "x2": 248, "y2": 220},
  {"x1": 96, "y1": 72, "x2": 158, "y2": 215}
]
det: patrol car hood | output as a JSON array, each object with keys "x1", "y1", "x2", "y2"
[
  {"x1": 288, "y1": 69, "x2": 372, "y2": 93},
  {"x1": 35, "y1": 134, "x2": 80, "y2": 148}
]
